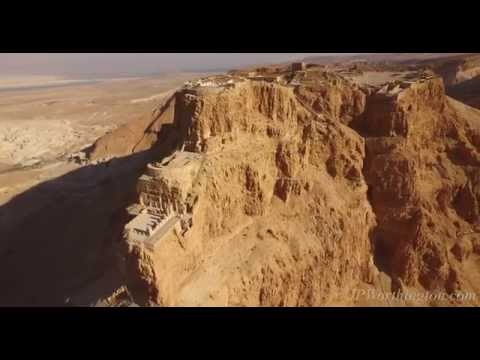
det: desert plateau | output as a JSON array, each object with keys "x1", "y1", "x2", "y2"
[{"x1": 1, "y1": 53, "x2": 479, "y2": 307}]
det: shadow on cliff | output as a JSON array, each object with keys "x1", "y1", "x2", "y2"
[
  {"x1": 446, "y1": 76, "x2": 480, "y2": 108},
  {"x1": 0, "y1": 149, "x2": 157, "y2": 306}
]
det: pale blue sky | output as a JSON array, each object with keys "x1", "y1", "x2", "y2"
[{"x1": 0, "y1": 53, "x2": 354, "y2": 77}]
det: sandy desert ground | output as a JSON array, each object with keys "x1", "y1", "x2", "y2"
[{"x1": 0, "y1": 72, "x2": 207, "y2": 205}]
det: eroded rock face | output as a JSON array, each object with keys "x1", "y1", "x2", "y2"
[
  {"x1": 429, "y1": 54, "x2": 480, "y2": 86},
  {"x1": 115, "y1": 81, "x2": 377, "y2": 306},
  {"x1": 425, "y1": 54, "x2": 480, "y2": 110},
  {"x1": 293, "y1": 71, "x2": 366, "y2": 126},
  {"x1": 97, "y1": 72, "x2": 480, "y2": 306},
  {"x1": 355, "y1": 77, "x2": 480, "y2": 299}
]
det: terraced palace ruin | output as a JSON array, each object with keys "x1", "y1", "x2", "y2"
[{"x1": 124, "y1": 151, "x2": 204, "y2": 250}]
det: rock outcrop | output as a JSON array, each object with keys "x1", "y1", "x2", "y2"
[
  {"x1": 352, "y1": 77, "x2": 480, "y2": 302},
  {"x1": 293, "y1": 70, "x2": 366, "y2": 126},
  {"x1": 96, "y1": 71, "x2": 480, "y2": 306},
  {"x1": 427, "y1": 54, "x2": 480, "y2": 86},
  {"x1": 422, "y1": 54, "x2": 480, "y2": 109},
  {"x1": 114, "y1": 80, "x2": 378, "y2": 306}
]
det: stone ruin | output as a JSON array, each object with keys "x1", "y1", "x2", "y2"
[
  {"x1": 183, "y1": 73, "x2": 286, "y2": 92},
  {"x1": 183, "y1": 75, "x2": 246, "y2": 90},
  {"x1": 123, "y1": 151, "x2": 204, "y2": 250}
]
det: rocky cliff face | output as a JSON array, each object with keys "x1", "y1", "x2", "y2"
[
  {"x1": 425, "y1": 54, "x2": 480, "y2": 109},
  {"x1": 353, "y1": 78, "x2": 480, "y2": 302},
  {"x1": 429, "y1": 55, "x2": 480, "y2": 86},
  {"x1": 293, "y1": 71, "x2": 366, "y2": 126},
  {"x1": 116, "y1": 80, "x2": 378, "y2": 306},
  {"x1": 96, "y1": 73, "x2": 480, "y2": 306}
]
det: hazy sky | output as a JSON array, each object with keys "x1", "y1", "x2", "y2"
[{"x1": 0, "y1": 53, "x2": 349, "y2": 78}]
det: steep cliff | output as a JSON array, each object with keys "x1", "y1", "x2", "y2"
[
  {"x1": 353, "y1": 77, "x2": 480, "y2": 303},
  {"x1": 427, "y1": 54, "x2": 480, "y2": 86},
  {"x1": 95, "y1": 72, "x2": 480, "y2": 306},
  {"x1": 447, "y1": 76, "x2": 480, "y2": 110},
  {"x1": 117, "y1": 80, "x2": 379, "y2": 306},
  {"x1": 293, "y1": 70, "x2": 366, "y2": 126},
  {"x1": 422, "y1": 54, "x2": 480, "y2": 109}
]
